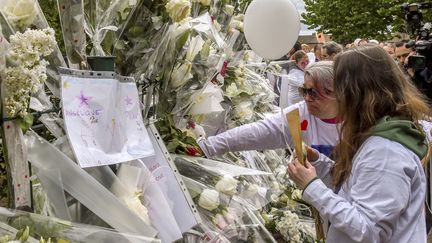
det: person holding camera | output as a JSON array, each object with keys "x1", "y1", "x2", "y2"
[
  {"x1": 288, "y1": 45, "x2": 431, "y2": 242},
  {"x1": 395, "y1": 40, "x2": 416, "y2": 77}
]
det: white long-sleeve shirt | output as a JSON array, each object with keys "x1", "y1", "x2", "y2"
[
  {"x1": 304, "y1": 136, "x2": 427, "y2": 243},
  {"x1": 198, "y1": 101, "x2": 340, "y2": 157},
  {"x1": 279, "y1": 68, "x2": 305, "y2": 109}
]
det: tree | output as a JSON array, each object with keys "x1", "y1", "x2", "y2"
[
  {"x1": 39, "y1": 0, "x2": 65, "y2": 54},
  {"x1": 302, "y1": 0, "x2": 432, "y2": 43}
]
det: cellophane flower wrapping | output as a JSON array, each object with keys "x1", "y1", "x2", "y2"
[{"x1": 0, "y1": 207, "x2": 161, "y2": 242}]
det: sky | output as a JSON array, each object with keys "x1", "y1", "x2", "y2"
[{"x1": 290, "y1": 0, "x2": 316, "y2": 35}]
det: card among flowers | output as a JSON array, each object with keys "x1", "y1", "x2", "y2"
[{"x1": 60, "y1": 70, "x2": 155, "y2": 167}]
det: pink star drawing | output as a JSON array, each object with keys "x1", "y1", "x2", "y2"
[
  {"x1": 77, "y1": 90, "x2": 92, "y2": 107},
  {"x1": 125, "y1": 96, "x2": 133, "y2": 106}
]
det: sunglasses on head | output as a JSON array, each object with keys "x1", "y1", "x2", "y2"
[{"x1": 298, "y1": 87, "x2": 318, "y2": 99}]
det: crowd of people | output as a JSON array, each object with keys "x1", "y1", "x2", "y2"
[
  {"x1": 198, "y1": 40, "x2": 432, "y2": 242},
  {"x1": 277, "y1": 37, "x2": 432, "y2": 109}
]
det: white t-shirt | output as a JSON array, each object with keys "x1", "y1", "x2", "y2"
[
  {"x1": 304, "y1": 136, "x2": 426, "y2": 242},
  {"x1": 280, "y1": 68, "x2": 305, "y2": 109},
  {"x1": 199, "y1": 101, "x2": 340, "y2": 157}
]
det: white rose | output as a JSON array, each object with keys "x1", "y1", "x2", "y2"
[
  {"x1": 200, "y1": 0, "x2": 211, "y2": 6},
  {"x1": 165, "y1": 0, "x2": 191, "y2": 22},
  {"x1": 291, "y1": 189, "x2": 303, "y2": 201},
  {"x1": 234, "y1": 101, "x2": 254, "y2": 122},
  {"x1": 225, "y1": 83, "x2": 239, "y2": 98},
  {"x1": 215, "y1": 175, "x2": 238, "y2": 196},
  {"x1": 243, "y1": 184, "x2": 258, "y2": 197},
  {"x1": 234, "y1": 14, "x2": 244, "y2": 21},
  {"x1": 2, "y1": 0, "x2": 37, "y2": 28},
  {"x1": 224, "y1": 5, "x2": 234, "y2": 16},
  {"x1": 151, "y1": 16, "x2": 163, "y2": 30},
  {"x1": 190, "y1": 123, "x2": 206, "y2": 138},
  {"x1": 170, "y1": 61, "x2": 192, "y2": 89},
  {"x1": 198, "y1": 189, "x2": 220, "y2": 211},
  {"x1": 271, "y1": 181, "x2": 280, "y2": 191},
  {"x1": 229, "y1": 19, "x2": 243, "y2": 32}
]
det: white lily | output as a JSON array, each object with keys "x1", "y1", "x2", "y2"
[
  {"x1": 189, "y1": 84, "x2": 224, "y2": 115},
  {"x1": 121, "y1": 192, "x2": 151, "y2": 224}
]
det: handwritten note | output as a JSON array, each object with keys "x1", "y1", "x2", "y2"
[{"x1": 61, "y1": 75, "x2": 155, "y2": 168}]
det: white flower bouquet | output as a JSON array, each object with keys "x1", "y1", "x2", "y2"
[
  {"x1": 173, "y1": 154, "x2": 283, "y2": 212},
  {"x1": 0, "y1": 207, "x2": 160, "y2": 242},
  {"x1": 261, "y1": 207, "x2": 316, "y2": 243},
  {"x1": 56, "y1": 0, "x2": 87, "y2": 68},
  {"x1": 2, "y1": 28, "x2": 56, "y2": 118},
  {"x1": 0, "y1": 0, "x2": 67, "y2": 97},
  {"x1": 82, "y1": 0, "x2": 139, "y2": 56},
  {"x1": 174, "y1": 155, "x2": 240, "y2": 197}
]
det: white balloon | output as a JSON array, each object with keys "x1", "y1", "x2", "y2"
[{"x1": 244, "y1": 0, "x2": 300, "y2": 60}]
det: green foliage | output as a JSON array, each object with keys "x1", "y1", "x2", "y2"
[
  {"x1": 38, "y1": 0, "x2": 66, "y2": 55},
  {"x1": 17, "y1": 114, "x2": 34, "y2": 134},
  {"x1": 9, "y1": 214, "x2": 71, "y2": 241},
  {"x1": 0, "y1": 141, "x2": 9, "y2": 208},
  {"x1": 302, "y1": 0, "x2": 432, "y2": 43},
  {"x1": 154, "y1": 114, "x2": 203, "y2": 156}
]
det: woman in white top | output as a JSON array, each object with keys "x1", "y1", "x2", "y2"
[
  {"x1": 280, "y1": 50, "x2": 310, "y2": 108},
  {"x1": 198, "y1": 61, "x2": 340, "y2": 158},
  {"x1": 288, "y1": 45, "x2": 432, "y2": 242}
]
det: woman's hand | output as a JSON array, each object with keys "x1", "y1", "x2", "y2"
[{"x1": 287, "y1": 158, "x2": 317, "y2": 190}]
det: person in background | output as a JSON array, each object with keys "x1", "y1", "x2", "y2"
[
  {"x1": 382, "y1": 42, "x2": 395, "y2": 58},
  {"x1": 288, "y1": 44, "x2": 431, "y2": 242},
  {"x1": 395, "y1": 40, "x2": 413, "y2": 67},
  {"x1": 301, "y1": 43, "x2": 311, "y2": 53},
  {"x1": 368, "y1": 39, "x2": 379, "y2": 45},
  {"x1": 314, "y1": 43, "x2": 323, "y2": 62},
  {"x1": 198, "y1": 61, "x2": 339, "y2": 159},
  {"x1": 272, "y1": 41, "x2": 302, "y2": 103},
  {"x1": 321, "y1": 41, "x2": 343, "y2": 61},
  {"x1": 344, "y1": 43, "x2": 353, "y2": 50},
  {"x1": 286, "y1": 41, "x2": 302, "y2": 60},
  {"x1": 279, "y1": 50, "x2": 309, "y2": 108},
  {"x1": 395, "y1": 40, "x2": 416, "y2": 79},
  {"x1": 353, "y1": 38, "x2": 368, "y2": 46}
]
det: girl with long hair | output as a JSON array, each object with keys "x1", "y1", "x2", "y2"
[{"x1": 288, "y1": 45, "x2": 432, "y2": 242}]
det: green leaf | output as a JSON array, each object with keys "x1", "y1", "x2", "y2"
[
  {"x1": 17, "y1": 113, "x2": 34, "y2": 133},
  {"x1": 302, "y1": 0, "x2": 430, "y2": 42},
  {"x1": 176, "y1": 29, "x2": 190, "y2": 50},
  {"x1": 166, "y1": 140, "x2": 181, "y2": 152}
]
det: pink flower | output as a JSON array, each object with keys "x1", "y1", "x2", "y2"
[
  {"x1": 222, "y1": 208, "x2": 237, "y2": 224},
  {"x1": 213, "y1": 213, "x2": 228, "y2": 230}
]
